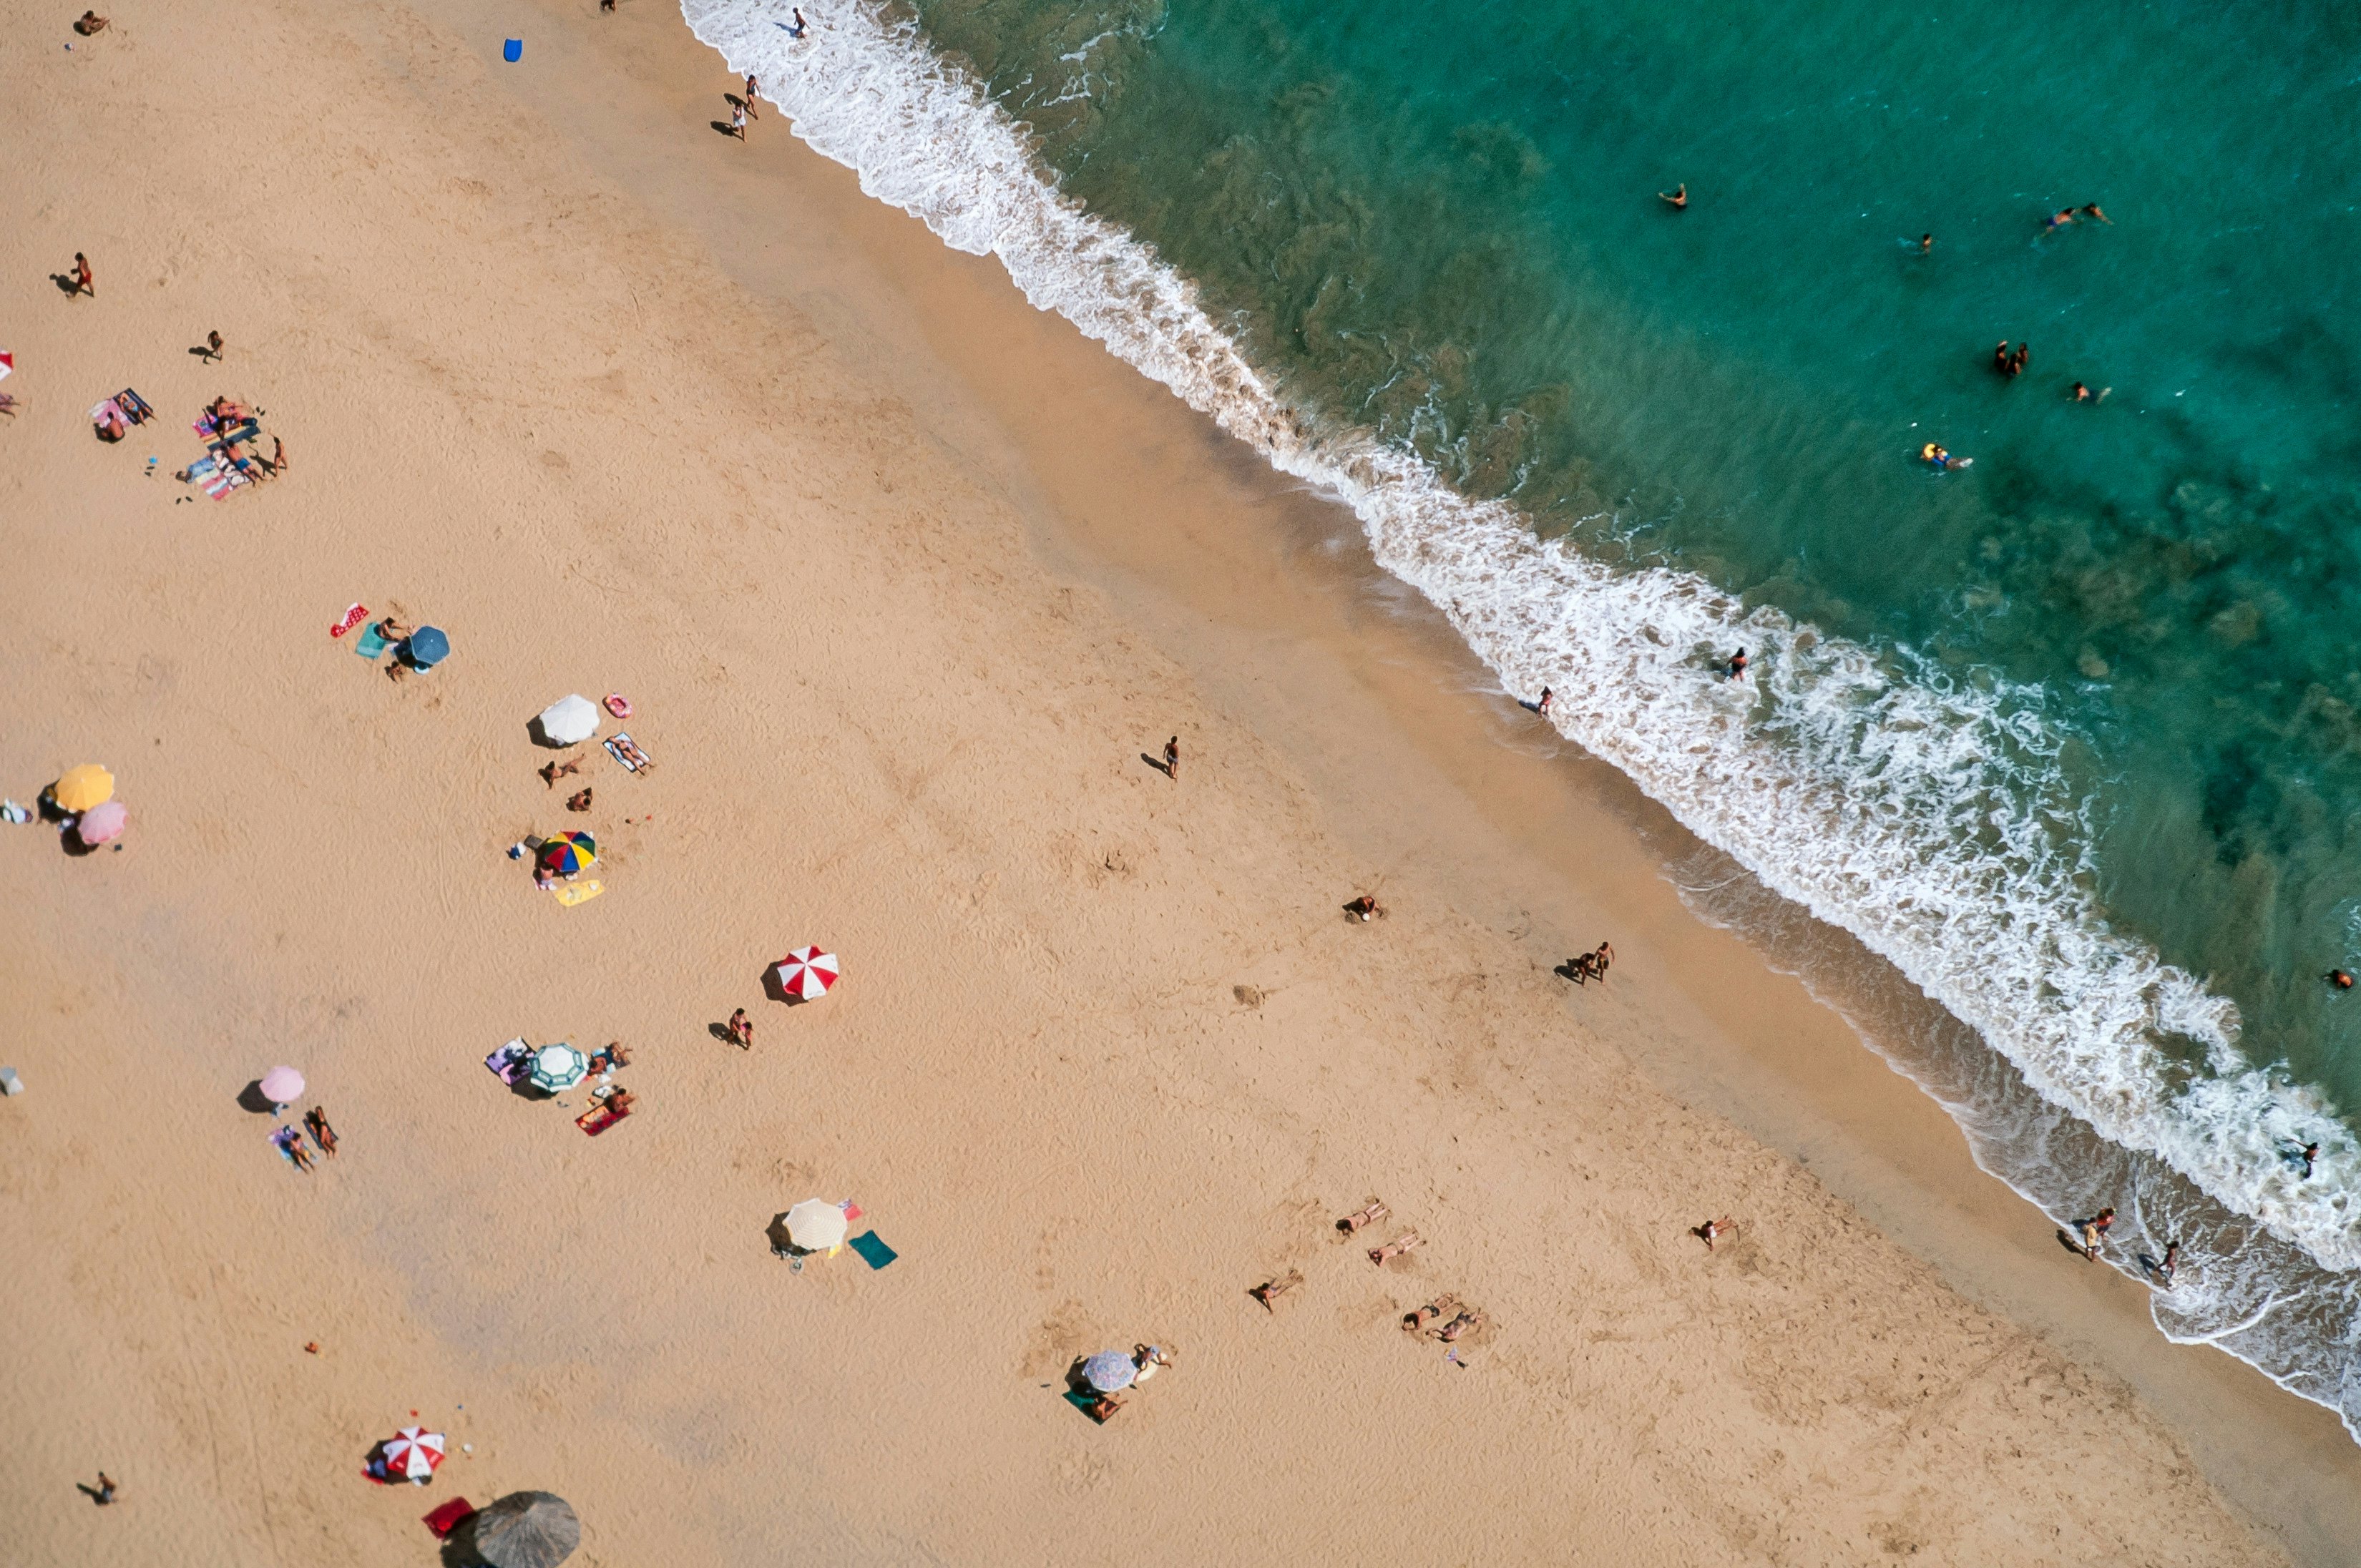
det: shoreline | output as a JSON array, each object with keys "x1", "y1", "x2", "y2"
[
  {"x1": 1, "y1": 0, "x2": 2349, "y2": 1561},
  {"x1": 547, "y1": 0, "x2": 2361, "y2": 1546}
]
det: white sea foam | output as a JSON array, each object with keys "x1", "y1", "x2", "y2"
[{"x1": 681, "y1": 0, "x2": 2361, "y2": 1289}]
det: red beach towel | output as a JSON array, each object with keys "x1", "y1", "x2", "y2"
[
  {"x1": 331, "y1": 603, "x2": 368, "y2": 638},
  {"x1": 422, "y1": 1497, "x2": 477, "y2": 1537}
]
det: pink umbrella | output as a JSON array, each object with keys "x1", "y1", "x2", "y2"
[
  {"x1": 259, "y1": 1065, "x2": 305, "y2": 1105},
  {"x1": 773, "y1": 946, "x2": 840, "y2": 1001},
  {"x1": 75, "y1": 799, "x2": 127, "y2": 846},
  {"x1": 382, "y1": 1426, "x2": 446, "y2": 1482}
]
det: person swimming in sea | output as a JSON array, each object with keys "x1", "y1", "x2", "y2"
[
  {"x1": 1919, "y1": 232, "x2": 1933, "y2": 254},
  {"x1": 2044, "y1": 207, "x2": 2076, "y2": 232},
  {"x1": 1658, "y1": 183, "x2": 1687, "y2": 210},
  {"x1": 2081, "y1": 203, "x2": 2111, "y2": 224},
  {"x1": 2325, "y1": 969, "x2": 2353, "y2": 991}
]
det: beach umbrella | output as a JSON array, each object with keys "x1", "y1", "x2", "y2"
[
  {"x1": 260, "y1": 1065, "x2": 306, "y2": 1105},
  {"x1": 529, "y1": 1044, "x2": 588, "y2": 1093},
  {"x1": 773, "y1": 946, "x2": 839, "y2": 1001},
  {"x1": 406, "y1": 625, "x2": 450, "y2": 669},
  {"x1": 537, "y1": 694, "x2": 600, "y2": 747},
  {"x1": 75, "y1": 799, "x2": 127, "y2": 846},
  {"x1": 471, "y1": 1491, "x2": 581, "y2": 1568},
  {"x1": 783, "y1": 1197, "x2": 848, "y2": 1252},
  {"x1": 383, "y1": 1426, "x2": 446, "y2": 1481},
  {"x1": 540, "y1": 831, "x2": 596, "y2": 876},
  {"x1": 54, "y1": 764, "x2": 114, "y2": 813},
  {"x1": 1081, "y1": 1351, "x2": 1137, "y2": 1394}
]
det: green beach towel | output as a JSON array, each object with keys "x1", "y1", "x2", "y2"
[
  {"x1": 353, "y1": 624, "x2": 391, "y2": 658},
  {"x1": 848, "y1": 1230, "x2": 897, "y2": 1269}
]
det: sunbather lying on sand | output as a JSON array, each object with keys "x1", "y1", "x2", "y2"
[
  {"x1": 1344, "y1": 894, "x2": 1384, "y2": 921},
  {"x1": 1369, "y1": 1231, "x2": 1422, "y2": 1265},
  {"x1": 1403, "y1": 1293, "x2": 1459, "y2": 1333},
  {"x1": 74, "y1": 11, "x2": 109, "y2": 33},
  {"x1": 541, "y1": 755, "x2": 582, "y2": 787},
  {"x1": 305, "y1": 1107, "x2": 338, "y2": 1157},
  {"x1": 1251, "y1": 1270, "x2": 1302, "y2": 1309},
  {"x1": 566, "y1": 788, "x2": 593, "y2": 813},
  {"x1": 1696, "y1": 1215, "x2": 1736, "y2": 1251},
  {"x1": 1336, "y1": 1200, "x2": 1388, "y2": 1233},
  {"x1": 1436, "y1": 1309, "x2": 1487, "y2": 1343}
]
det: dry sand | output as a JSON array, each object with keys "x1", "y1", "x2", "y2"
[{"x1": 0, "y1": 1, "x2": 2338, "y2": 1563}]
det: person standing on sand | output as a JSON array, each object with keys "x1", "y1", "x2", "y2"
[
  {"x1": 1658, "y1": 183, "x2": 1687, "y2": 210},
  {"x1": 1592, "y1": 940, "x2": 1613, "y2": 976},
  {"x1": 728, "y1": 1007, "x2": 753, "y2": 1049},
  {"x1": 730, "y1": 100, "x2": 748, "y2": 139},
  {"x1": 2079, "y1": 1205, "x2": 2116, "y2": 1260},
  {"x1": 744, "y1": 74, "x2": 760, "y2": 117},
  {"x1": 203, "y1": 330, "x2": 224, "y2": 363},
  {"x1": 94, "y1": 1472, "x2": 116, "y2": 1504},
  {"x1": 1163, "y1": 736, "x2": 1180, "y2": 780},
  {"x1": 71, "y1": 252, "x2": 94, "y2": 298}
]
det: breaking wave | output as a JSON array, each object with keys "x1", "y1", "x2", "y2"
[{"x1": 680, "y1": 0, "x2": 2361, "y2": 1434}]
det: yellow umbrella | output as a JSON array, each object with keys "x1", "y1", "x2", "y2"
[{"x1": 54, "y1": 765, "x2": 114, "y2": 813}]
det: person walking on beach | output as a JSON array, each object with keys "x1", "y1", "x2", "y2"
[
  {"x1": 730, "y1": 100, "x2": 748, "y2": 139},
  {"x1": 93, "y1": 1472, "x2": 117, "y2": 1504},
  {"x1": 744, "y1": 74, "x2": 760, "y2": 117},
  {"x1": 1658, "y1": 183, "x2": 1688, "y2": 210},
  {"x1": 2078, "y1": 1205, "x2": 2116, "y2": 1260},
  {"x1": 202, "y1": 330, "x2": 224, "y2": 363},
  {"x1": 70, "y1": 251, "x2": 94, "y2": 298},
  {"x1": 1163, "y1": 736, "x2": 1180, "y2": 780},
  {"x1": 2302, "y1": 1141, "x2": 2321, "y2": 1179},
  {"x1": 1591, "y1": 940, "x2": 1613, "y2": 977}
]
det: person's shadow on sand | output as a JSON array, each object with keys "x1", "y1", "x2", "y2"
[
  {"x1": 48, "y1": 273, "x2": 83, "y2": 298},
  {"x1": 74, "y1": 1481, "x2": 109, "y2": 1506},
  {"x1": 710, "y1": 119, "x2": 739, "y2": 137},
  {"x1": 708, "y1": 1021, "x2": 737, "y2": 1044},
  {"x1": 2054, "y1": 1228, "x2": 2091, "y2": 1258},
  {"x1": 1140, "y1": 752, "x2": 1173, "y2": 778}
]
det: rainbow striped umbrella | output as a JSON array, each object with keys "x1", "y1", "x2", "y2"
[{"x1": 540, "y1": 831, "x2": 596, "y2": 876}]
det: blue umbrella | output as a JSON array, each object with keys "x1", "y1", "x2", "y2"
[
  {"x1": 1081, "y1": 1351, "x2": 1136, "y2": 1393},
  {"x1": 405, "y1": 625, "x2": 450, "y2": 669}
]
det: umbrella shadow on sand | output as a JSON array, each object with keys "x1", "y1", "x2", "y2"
[{"x1": 236, "y1": 1080, "x2": 282, "y2": 1115}]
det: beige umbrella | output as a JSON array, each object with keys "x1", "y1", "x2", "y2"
[{"x1": 783, "y1": 1198, "x2": 849, "y2": 1252}]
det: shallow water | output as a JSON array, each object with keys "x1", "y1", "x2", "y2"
[{"x1": 683, "y1": 0, "x2": 2361, "y2": 1431}]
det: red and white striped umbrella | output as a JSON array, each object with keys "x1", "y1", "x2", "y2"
[
  {"x1": 773, "y1": 946, "x2": 840, "y2": 1001},
  {"x1": 383, "y1": 1426, "x2": 446, "y2": 1481}
]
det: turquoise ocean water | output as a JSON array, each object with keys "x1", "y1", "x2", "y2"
[{"x1": 683, "y1": 0, "x2": 2361, "y2": 1428}]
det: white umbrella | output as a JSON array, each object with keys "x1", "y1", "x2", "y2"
[
  {"x1": 783, "y1": 1198, "x2": 849, "y2": 1252},
  {"x1": 537, "y1": 695, "x2": 600, "y2": 748}
]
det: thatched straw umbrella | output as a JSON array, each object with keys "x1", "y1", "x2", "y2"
[{"x1": 469, "y1": 1491, "x2": 580, "y2": 1568}]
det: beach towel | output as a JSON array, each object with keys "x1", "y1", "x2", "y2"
[
  {"x1": 421, "y1": 1498, "x2": 477, "y2": 1538},
  {"x1": 207, "y1": 418, "x2": 260, "y2": 453},
  {"x1": 354, "y1": 623, "x2": 392, "y2": 658},
  {"x1": 485, "y1": 1039, "x2": 529, "y2": 1083},
  {"x1": 331, "y1": 603, "x2": 368, "y2": 638},
  {"x1": 114, "y1": 388, "x2": 155, "y2": 424},
  {"x1": 553, "y1": 878, "x2": 604, "y2": 907},
  {"x1": 578, "y1": 1100, "x2": 632, "y2": 1135},
  {"x1": 603, "y1": 733, "x2": 648, "y2": 773},
  {"x1": 183, "y1": 455, "x2": 219, "y2": 481},
  {"x1": 848, "y1": 1230, "x2": 897, "y2": 1270},
  {"x1": 270, "y1": 1127, "x2": 302, "y2": 1166}
]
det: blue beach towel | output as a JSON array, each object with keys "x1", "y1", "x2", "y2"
[
  {"x1": 848, "y1": 1230, "x2": 897, "y2": 1269},
  {"x1": 353, "y1": 623, "x2": 391, "y2": 658},
  {"x1": 503, "y1": 38, "x2": 522, "y2": 62}
]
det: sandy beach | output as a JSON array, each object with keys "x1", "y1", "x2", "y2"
[{"x1": 4, "y1": 2, "x2": 2356, "y2": 1564}]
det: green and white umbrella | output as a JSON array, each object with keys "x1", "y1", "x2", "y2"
[{"x1": 529, "y1": 1044, "x2": 588, "y2": 1093}]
